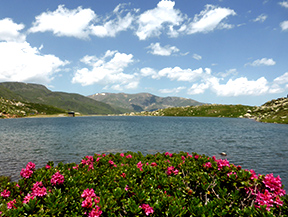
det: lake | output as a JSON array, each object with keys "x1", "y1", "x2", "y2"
[{"x1": 0, "y1": 116, "x2": 287, "y2": 189}]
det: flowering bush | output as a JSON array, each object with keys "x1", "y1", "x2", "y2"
[{"x1": 0, "y1": 152, "x2": 287, "y2": 216}]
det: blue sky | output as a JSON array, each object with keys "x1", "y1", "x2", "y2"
[{"x1": 0, "y1": 0, "x2": 288, "y2": 105}]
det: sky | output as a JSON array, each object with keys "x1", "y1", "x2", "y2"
[{"x1": 0, "y1": 0, "x2": 288, "y2": 106}]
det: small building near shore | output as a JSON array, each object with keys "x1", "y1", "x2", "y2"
[{"x1": 68, "y1": 111, "x2": 75, "y2": 117}]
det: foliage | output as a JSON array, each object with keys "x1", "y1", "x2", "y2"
[{"x1": 0, "y1": 152, "x2": 287, "y2": 216}]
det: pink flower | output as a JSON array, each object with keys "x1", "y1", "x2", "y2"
[
  {"x1": 249, "y1": 169, "x2": 258, "y2": 180},
  {"x1": 187, "y1": 153, "x2": 193, "y2": 158},
  {"x1": 173, "y1": 169, "x2": 179, "y2": 175},
  {"x1": 126, "y1": 154, "x2": 132, "y2": 159},
  {"x1": 1, "y1": 189, "x2": 10, "y2": 198},
  {"x1": 88, "y1": 206, "x2": 102, "y2": 217},
  {"x1": 7, "y1": 199, "x2": 16, "y2": 209},
  {"x1": 82, "y1": 197, "x2": 93, "y2": 208},
  {"x1": 165, "y1": 152, "x2": 173, "y2": 157},
  {"x1": 120, "y1": 173, "x2": 126, "y2": 178},
  {"x1": 203, "y1": 162, "x2": 212, "y2": 169},
  {"x1": 81, "y1": 188, "x2": 96, "y2": 198},
  {"x1": 31, "y1": 182, "x2": 47, "y2": 197},
  {"x1": 51, "y1": 172, "x2": 65, "y2": 186},
  {"x1": 150, "y1": 162, "x2": 157, "y2": 167},
  {"x1": 96, "y1": 157, "x2": 101, "y2": 162},
  {"x1": 137, "y1": 161, "x2": 143, "y2": 171},
  {"x1": 263, "y1": 174, "x2": 284, "y2": 194},
  {"x1": 45, "y1": 165, "x2": 51, "y2": 169},
  {"x1": 120, "y1": 153, "x2": 124, "y2": 157},
  {"x1": 20, "y1": 168, "x2": 33, "y2": 179},
  {"x1": 23, "y1": 193, "x2": 35, "y2": 204},
  {"x1": 125, "y1": 185, "x2": 129, "y2": 191},
  {"x1": 216, "y1": 159, "x2": 230, "y2": 170},
  {"x1": 227, "y1": 172, "x2": 237, "y2": 178},
  {"x1": 73, "y1": 165, "x2": 79, "y2": 170},
  {"x1": 139, "y1": 204, "x2": 154, "y2": 216},
  {"x1": 194, "y1": 155, "x2": 199, "y2": 159},
  {"x1": 255, "y1": 189, "x2": 274, "y2": 211},
  {"x1": 94, "y1": 196, "x2": 100, "y2": 204},
  {"x1": 181, "y1": 156, "x2": 185, "y2": 161},
  {"x1": 26, "y1": 162, "x2": 36, "y2": 170}
]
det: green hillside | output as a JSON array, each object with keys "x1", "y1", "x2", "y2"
[{"x1": 0, "y1": 82, "x2": 122, "y2": 115}]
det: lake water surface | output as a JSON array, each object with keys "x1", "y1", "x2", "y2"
[{"x1": 0, "y1": 116, "x2": 287, "y2": 189}]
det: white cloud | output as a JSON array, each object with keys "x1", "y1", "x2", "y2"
[
  {"x1": 273, "y1": 72, "x2": 288, "y2": 84},
  {"x1": 158, "y1": 67, "x2": 211, "y2": 82},
  {"x1": 188, "y1": 82, "x2": 209, "y2": 94},
  {"x1": 185, "y1": 4, "x2": 236, "y2": 34},
  {"x1": 280, "y1": 20, "x2": 288, "y2": 31},
  {"x1": 279, "y1": 1, "x2": 288, "y2": 8},
  {"x1": 253, "y1": 14, "x2": 268, "y2": 23},
  {"x1": 210, "y1": 77, "x2": 270, "y2": 96},
  {"x1": 72, "y1": 50, "x2": 137, "y2": 90},
  {"x1": 136, "y1": 0, "x2": 183, "y2": 40},
  {"x1": 140, "y1": 67, "x2": 160, "y2": 79},
  {"x1": 0, "y1": 18, "x2": 26, "y2": 42},
  {"x1": 217, "y1": 68, "x2": 238, "y2": 78},
  {"x1": 90, "y1": 4, "x2": 135, "y2": 37},
  {"x1": 29, "y1": 5, "x2": 96, "y2": 39},
  {"x1": 159, "y1": 86, "x2": 186, "y2": 94},
  {"x1": 192, "y1": 53, "x2": 202, "y2": 60},
  {"x1": 0, "y1": 41, "x2": 69, "y2": 83},
  {"x1": 246, "y1": 58, "x2": 276, "y2": 66},
  {"x1": 147, "y1": 42, "x2": 179, "y2": 56}
]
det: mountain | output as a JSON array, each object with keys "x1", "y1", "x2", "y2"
[
  {"x1": 0, "y1": 82, "x2": 121, "y2": 115},
  {"x1": 88, "y1": 92, "x2": 203, "y2": 112}
]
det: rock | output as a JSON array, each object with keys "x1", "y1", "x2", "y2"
[{"x1": 220, "y1": 152, "x2": 227, "y2": 156}]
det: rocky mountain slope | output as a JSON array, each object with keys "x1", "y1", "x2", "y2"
[
  {"x1": 88, "y1": 92, "x2": 203, "y2": 112},
  {"x1": 242, "y1": 96, "x2": 288, "y2": 124},
  {"x1": 0, "y1": 82, "x2": 122, "y2": 115}
]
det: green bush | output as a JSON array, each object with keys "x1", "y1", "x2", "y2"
[{"x1": 0, "y1": 152, "x2": 287, "y2": 216}]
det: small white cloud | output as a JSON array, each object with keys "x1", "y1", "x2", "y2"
[
  {"x1": 140, "y1": 67, "x2": 161, "y2": 79},
  {"x1": 280, "y1": 20, "x2": 288, "y2": 31},
  {"x1": 253, "y1": 14, "x2": 268, "y2": 23},
  {"x1": 217, "y1": 68, "x2": 238, "y2": 78},
  {"x1": 185, "y1": 4, "x2": 236, "y2": 34},
  {"x1": 29, "y1": 5, "x2": 96, "y2": 39},
  {"x1": 147, "y1": 42, "x2": 179, "y2": 56},
  {"x1": 246, "y1": 58, "x2": 276, "y2": 66},
  {"x1": 0, "y1": 18, "x2": 26, "y2": 42},
  {"x1": 187, "y1": 82, "x2": 209, "y2": 94},
  {"x1": 0, "y1": 41, "x2": 69, "y2": 83},
  {"x1": 192, "y1": 53, "x2": 202, "y2": 60},
  {"x1": 159, "y1": 86, "x2": 186, "y2": 94},
  {"x1": 72, "y1": 50, "x2": 137, "y2": 90},
  {"x1": 136, "y1": 0, "x2": 183, "y2": 40},
  {"x1": 279, "y1": 1, "x2": 288, "y2": 8}
]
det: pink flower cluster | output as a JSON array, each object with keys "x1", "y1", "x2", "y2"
[
  {"x1": 31, "y1": 182, "x2": 47, "y2": 197},
  {"x1": 203, "y1": 162, "x2": 212, "y2": 169},
  {"x1": 23, "y1": 193, "x2": 35, "y2": 204},
  {"x1": 82, "y1": 156, "x2": 94, "y2": 171},
  {"x1": 108, "y1": 160, "x2": 117, "y2": 167},
  {"x1": 137, "y1": 161, "x2": 143, "y2": 171},
  {"x1": 7, "y1": 199, "x2": 16, "y2": 209},
  {"x1": 139, "y1": 204, "x2": 154, "y2": 216},
  {"x1": 166, "y1": 166, "x2": 179, "y2": 176},
  {"x1": 81, "y1": 188, "x2": 102, "y2": 217},
  {"x1": 51, "y1": 172, "x2": 65, "y2": 186},
  {"x1": 165, "y1": 152, "x2": 173, "y2": 157},
  {"x1": 126, "y1": 154, "x2": 133, "y2": 159},
  {"x1": 1, "y1": 189, "x2": 10, "y2": 198},
  {"x1": 215, "y1": 159, "x2": 230, "y2": 170},
  {"x1": 20, "y1": 162, "x2": 36, "y2": 179},
  {"x1": 263, "y1": 174, "x2": 286, "y2": 196}
]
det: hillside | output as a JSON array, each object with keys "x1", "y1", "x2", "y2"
[
  {"x1": 0, "y1": 82, "x2": 122, "y2": 115},
  {"x1": 88, "y1": 92, "x2": 203, "y2": 112},
  {"x1": 242, "y1": 96, "x2": 288, "y2": 124},
  {"x1": 0, "y1": 97, "x2": 66, "y2": 118}
]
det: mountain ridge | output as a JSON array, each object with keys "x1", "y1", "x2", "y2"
[{"x1": 88, "y1": 92, "x2": 204, "y2": 112}]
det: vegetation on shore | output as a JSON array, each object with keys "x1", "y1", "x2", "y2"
[{"x1": 0, "y1": 152, "x2": 287, "y2": 216}]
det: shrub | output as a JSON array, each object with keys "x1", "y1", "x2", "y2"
[{"x1": 0, "y1": 152, "x2": 287, "y2": 216}]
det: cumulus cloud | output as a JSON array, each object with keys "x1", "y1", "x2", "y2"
[
  {"x1": 280, "y1": 20, "x2": 288, "y2": 31},
  {"x1": 72, "y1": 50, "x2": 137, "y2": 90},
  {"x1": 253, "y1": 14, "x2": 268, "y2": 23},
  {"x1": 273, "y1": 72, "x2": 288, "y2": 84},
  {"x1": 29, "y1": 5, "x2": 96, "y2": 39},
  {"x1": 279, "y1": 1, "x2": 288, "y2": 8},
  {"x1": 188, "y1": 82, "x2": 209, "y2": 94},
  {"x1": 246, "y1": 58, "x2": 276, "y2": 66},
  {"x1": 147, "y1": 42, "x2": 179, "y2": 56},
  {"x1": 210, "y1": 77, "x2": 270, "y2": 96},
  {"x1": 90, "y1": 3, "x2": 135, "y2": 37},
  {"x1": 136, "y1": 0, "x2": 183, "y2": 40},
  {"x1": 185, "y1": 4, "x2": 236, "y2": 34},
  {"x1": 0, "y1": 18, "x2": 26, "y2": 42},
  {"x1": 0, "y1": 41, "x2": 69, "y2": 83},
  {"x1": 159, "y1": 86, "x2": 186, "y2": 94}
]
